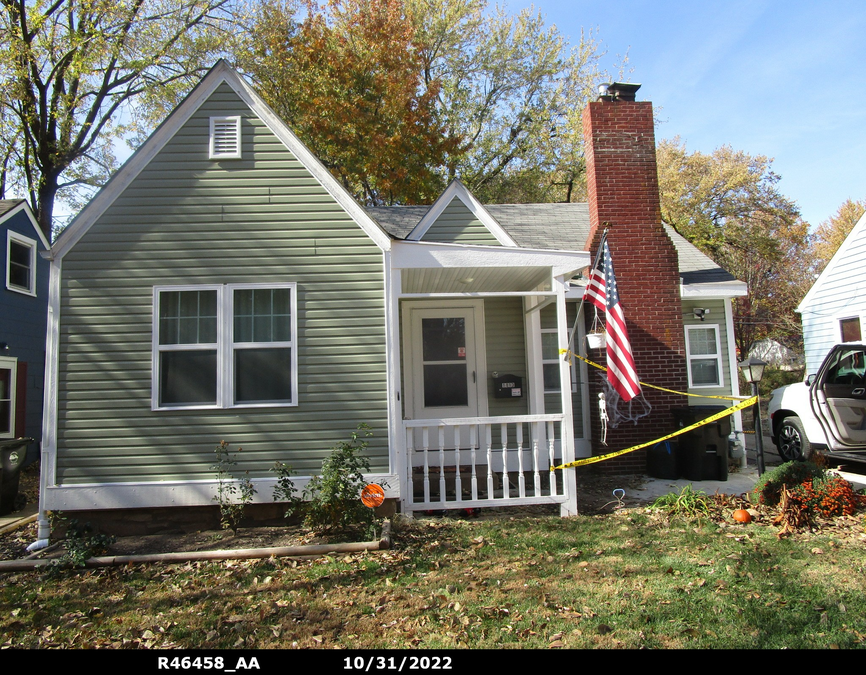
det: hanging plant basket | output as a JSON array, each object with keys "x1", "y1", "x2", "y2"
[{"x1": 586, "y1": 332, "x2": 606, "y2": 350}]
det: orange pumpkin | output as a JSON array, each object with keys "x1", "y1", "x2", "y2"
[{"x1": 732, "y1": 509, "x2": 752, "y2": 524}]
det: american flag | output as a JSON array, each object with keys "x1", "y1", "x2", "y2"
[
  {"x1": 583, "y1": 267, "x2": 606, "y2": 313},
  {"x1": 585, "y1": 240, "x2": 641, "y2": 401}
]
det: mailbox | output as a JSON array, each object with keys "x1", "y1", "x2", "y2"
[{"x1": 493, "y1": 374, "x2": 523, "y2": 399}]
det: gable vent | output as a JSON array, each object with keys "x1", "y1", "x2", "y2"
[{"x1": 209, "y1": 116, "x2": 241, "y2": 159}]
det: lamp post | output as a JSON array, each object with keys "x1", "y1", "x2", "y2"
[{"x1": 738, "y1": 357, "x2": 767, "y2": 476}]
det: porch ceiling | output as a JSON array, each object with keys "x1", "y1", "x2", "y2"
[{"x1": 401, "y1": 266, "x2": 551, "y2": 294}]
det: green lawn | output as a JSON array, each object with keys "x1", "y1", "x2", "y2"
[{"x1": 2, "y1": 505, "x2": 865, "y2": 649}]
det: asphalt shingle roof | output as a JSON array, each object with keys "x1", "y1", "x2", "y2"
[
  {"x1": 0, "y1": 199, "x2": 24, "y2": 220},
  {"x1": 367, "y1": 202, "x2": 741, "y2": 288}
]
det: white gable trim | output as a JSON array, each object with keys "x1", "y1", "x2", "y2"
[
  {"x1": 798, "y1": 210, "x2": 866, "y2": 312},
  {"x1": 51, "y1": 61, "x2": 391, "y2": 260},
  {"x1": 407, "y1": 180, "x2": 518, "y2": 247},
  {"x1": 0, "y1": 200, "x2": 50, "y2": 250}
]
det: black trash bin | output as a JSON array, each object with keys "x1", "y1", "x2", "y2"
[
  {"x1": 0, "y1": 438, "x2": 32, "y2": 515},
  {"x1": 647, "y1": 440, "x2": 678, "y2": 479},
  {"x1": 672, "y1": 407, "x2": 730, "y2": 481}
]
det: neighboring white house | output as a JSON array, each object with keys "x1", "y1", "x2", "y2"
[{"x1": 798, "y1": 210, "x2": 866, "y2": 375}]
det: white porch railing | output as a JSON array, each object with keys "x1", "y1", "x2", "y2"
[{"x1": 403, "y1": 414, "x2": 568, "y2": 511}]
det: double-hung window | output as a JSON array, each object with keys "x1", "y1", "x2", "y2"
[
  {"x1": 6, "y1": 231, "x2": 37, "y2": 295},
  {"x1": 685, "y1": 324, "x2": 723, "y2": 388},
  {"x1": 154, "y1": 283, "x2": 297, "y2": 409}
]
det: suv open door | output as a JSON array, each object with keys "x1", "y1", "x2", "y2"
[{"x1": 809, "y1": 344, "x2": 866, "y2": 453}]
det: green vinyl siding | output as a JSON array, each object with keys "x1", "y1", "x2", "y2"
[
  {"x1": 421, "y1": 198, "x2": 501, "y2": 245},
  {"x1": 56, "y1": 83, "x2": 389, "y2": 484},
  {"x1": 682, "y1": 298, "x2": 734, "y2": 405},
  {"x1": 484, "y1": 297, "x2": 528, "y2": 417}
]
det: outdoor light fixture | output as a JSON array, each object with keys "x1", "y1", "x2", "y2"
[
  {"x1": 0, "y1": 342, "x2": 8, "y2": 351},
  {"x1": 693, "y1": 308, "x2": 710, "y2": 321},
  {"x1": 738, "y1": 357, "x2": 768, "y2": 475},
  {"x1": 739, "y1": 357, "x2": 767, "y2": 385}
]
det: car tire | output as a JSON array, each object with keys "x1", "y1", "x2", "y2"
[{"x1": 777, "y1": 416, "x2": 813, "y2": 462}]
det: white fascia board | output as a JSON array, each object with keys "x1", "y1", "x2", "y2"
[
  {"x1": 51, "y1": 61, "x2": 392, "y2": 260},
  {"x1": 798, "y1": 210, "x2": 866, "y2": 313},
  {"x1": 43, "y1": 474, "x2": 400, "y2": 511},
  {"x1": 392, "y1": 240, "x2": 589, "y2": 277},
  {"x1": 407, "y1": 180, "x2": 518, "y2": 247},
  {"x1": 679, "y1": 282, "x2": 749, "y2": 299},
  {"x1": 0, "y1": 200, "x2": 50, "y2": 250}
]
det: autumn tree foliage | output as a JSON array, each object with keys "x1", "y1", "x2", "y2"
[
  {"x1": 239, "y1": 0, "x2": 612, "y2": 206},
  {"x1": 239, "y1": 0, "x2": 458, "y2": 206},
  {"x1": 811, "y1": 198, "x2": 866, "y2": 274},
  {"x1": 0, "y1": 0, "x2": 234, "y2": 238},
  {"x1": 656, "y1": 138, "x2": 811, "y2": 353},
  {"x1": 408, "y1": 0, "x2": 609, "y2": 204}
]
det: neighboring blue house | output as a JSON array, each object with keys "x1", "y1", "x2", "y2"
[
  {"x1": 0, "y1": 200, "x2": 50, "y2": 462},
  {"x1": 798, "y1": 210, "x2": 866, "y2": 375}
]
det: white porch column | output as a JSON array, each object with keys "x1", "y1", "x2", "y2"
[
  {"x1": 384, "y1": 259, "x2": 411, "y2": 514},
  {"x1": 555, "y1": 275, "x2": 578, "y2": 516},
  {"x1": 724, "y1": 296, "x2": 747, "y2": 470}
]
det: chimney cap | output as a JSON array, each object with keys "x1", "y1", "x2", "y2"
[{"x1": 599, "y1": 82, "x2": 642, "y2": 102}]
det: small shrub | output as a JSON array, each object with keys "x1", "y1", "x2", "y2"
[
  {"x1": 650, "y1": 485, "x2": 713, "y2": 522},
  {"x1": 304, "y1": 424, "x2": 381, "y2": 535},
  {"x1": 46, "y1": 517, "x2": 116, "y2": 575},
  {"x1": 211, "y1": 441, "x2": 256, "y2": 533},
  {"x1": 751, "y1": 460, "x2": 825, "y2": 507},
  {"x1": 788, "y1": 474, "x2": 863, "y2": 518},
  {"x1": 271, "y1": 461, "x2": 302, "y2": 519}
]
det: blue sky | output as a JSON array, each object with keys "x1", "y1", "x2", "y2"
[{"x1": 500, "y1": 0, "x2": 866, "y2": 227}]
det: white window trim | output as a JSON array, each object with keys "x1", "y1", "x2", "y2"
[
  {"x1": 6, "y1": 230, "x2": 37, "y2": 296},
  {"x1": 541, "y1": 327, "x2": 577, "y2": 394},
  {"x1": 685, "y1": 323, "x2": 724, "y2": 388},
  {"x1": 209, "y1": 116, "x2": 242, "y2": 159},
  {"x1": 837, "y1": 315, "x2": 863, "y2": 343},
  {"x1": 152, "y1": 283, "x2": 298, "y2": 410},
  {"x1": 0, "y1": 356, "x2": 17, "y2": 439}
]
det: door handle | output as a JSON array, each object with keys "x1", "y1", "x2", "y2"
[
  {"x1": 472, "y1": 371, "x2": 476, "y2": 383},
  {"x1": 853, "y1": 388, "x2": 865, "y2": 396}
]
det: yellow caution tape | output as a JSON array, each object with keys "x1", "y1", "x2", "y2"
[
  {"x1": 559, "y1": 349, "x2": 750, "y2": 402},
  {"x1": 550, "y1": 395, "x2": 757, "y2": 471}
]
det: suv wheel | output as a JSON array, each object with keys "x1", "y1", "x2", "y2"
[{"x1": 778, "y1": 416, "x2": 812, "y2": 462}]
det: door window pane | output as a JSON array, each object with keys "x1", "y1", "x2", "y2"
[
  {"x1": 422, "y1": 318, "x2": 466, "y2": 361},
  {"x1": 423, "y1": 364, "x2": 469, "y2": 407}
]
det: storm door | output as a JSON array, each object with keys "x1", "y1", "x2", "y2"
[{"x1": 403, "y1": 303, "x2": 485, "y2": 421}]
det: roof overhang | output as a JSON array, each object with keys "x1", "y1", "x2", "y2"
[
  {"x1": 391, "y1": 240, "x2": 589, "y2": 295},
  {"x1": 680, "y1": 281, "x2": 749, "y2": 299}
]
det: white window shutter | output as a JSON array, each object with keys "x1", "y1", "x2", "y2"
[{"x1": 209, "y1": 116, "x2": 241, "y2": 159}]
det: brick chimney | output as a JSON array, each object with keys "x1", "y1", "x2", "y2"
[{"x1": 582, "y1": 82, "x2": 688, "y2": 471}]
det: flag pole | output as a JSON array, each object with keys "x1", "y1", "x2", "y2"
[{"x1": 567, "y1": 228, "x2": 609, "y2": 352}]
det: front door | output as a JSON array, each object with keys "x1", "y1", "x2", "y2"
[{"x1": 402, "y1": 302, "x2": 486, "y2": 421}]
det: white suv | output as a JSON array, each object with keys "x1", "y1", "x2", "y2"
[{"x1": 768, "y1": 343, "x2": 866, "y2": 462}]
